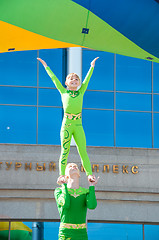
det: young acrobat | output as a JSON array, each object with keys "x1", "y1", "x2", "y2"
[
  {"x1": 54, "y1": 163, "x2": 99, "y2": 240},
  {"x1": 37, "y1": 56, "x2": 99, "y2": 183}
]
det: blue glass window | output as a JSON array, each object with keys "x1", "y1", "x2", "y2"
[
  {"x1": 153, "y1": 63, "x2": 159, "y2": 93},
  {"x1": 38, "y1": 107, "x2": 62, "y2": 145},
  {"x1": 116, "y1": 92, "x2": 151, "y2": 111},
  {"x1": 39, "y1": 49, "x2": 63, "y2": 88},
  {"x1": 83, "y1": 91, "x2": 114, "y2": 109},
  {"x1": 116, "y1": 111, "x2": 152, "y2": 148},
  {"x1": 0, "y1": 51, "x2": 37, "y2": 86},
  {"x1": 154, "y1": 94, "x2": 159, "y2": 112},
  {"x1": 154, "y1": 113, "x2": 159, "y2": 148},
  {"x1": 82, "y1": 109, "x2": 114, "y2": 147},
  {"x1": 24, "y1": 222, "x2": 159, "y2": 240},
  {"x1": 0, "y1": 86, "x2": 37, "y2": 105},
  {"x1": 82, "y1": 49, "x2": 114, "y2": 91},
  {"x1": 88, "y1": 223, "x2": 143, "y2": 240},
  {"x1": 44, "y1": 222, "x2": 60, "y2": 240},
  {"x1": 39, "y1": 88, "x2": 62, "y2": 107},
  {"x1": 0, "y1": 106, "x2": 37, "y2": 144},
  {"x1": 25, "y1": 222, "x2": 60, "y2": 240},
  {"x1": 116, "y1": 55, "x2": 152, "y2": 93},
  {"x1": 145, "y1": 225, "x2": 159, "y2": 240}
]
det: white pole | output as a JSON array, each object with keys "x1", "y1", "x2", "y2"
[{"x1": 67, "y1": 47, "x2": 82, "y2": 146}]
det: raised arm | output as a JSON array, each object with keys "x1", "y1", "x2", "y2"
[
  {"x1": 86, "y1": 186, "x2": 97, "y2": 210},
  {"x1": 86, "y1": 175, "x2": 99, "y2": 209},
  {"x1": 54, "y1": 183, "x2": 70, "y2": 209},
  {"x1": 80, "y1": 57, "x2": 99, "y2": 94},
  {"x1": 37, "y1": 58, "x2": 65, "y2": 93}
]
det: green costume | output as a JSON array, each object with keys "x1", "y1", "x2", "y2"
[
  {"x1": 54, "y1": 184, "x2": 97, "y2": 240},
  {"x1": 45, "y1": 66, "x2": 94, "y2": 176}
]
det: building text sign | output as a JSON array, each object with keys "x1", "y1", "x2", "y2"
[{"x1": 0, "y1": 161, "x2": 139, "y2": 174}]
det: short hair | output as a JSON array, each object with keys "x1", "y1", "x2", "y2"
[
  {"x1": 65, "y1": 163, "x2": 80, "y2": 177},
  {"x1": 66, "y1": 73, "x2": 81, "y2": 83}
]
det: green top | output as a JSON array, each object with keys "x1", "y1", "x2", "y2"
[
  {"x1": 45, "y1": 66, "x2": 94, "y2": 114},
  {"x1": 54, "y1": 184, "x2": 97, "y2": 224}
]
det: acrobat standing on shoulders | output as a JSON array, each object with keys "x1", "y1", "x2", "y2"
[
  {"x1": 37, "y1": 56, "x2": 99, "y2": 183},
  {"x1": 54, "y1": 163, "x2": 98, "y2": 240}
]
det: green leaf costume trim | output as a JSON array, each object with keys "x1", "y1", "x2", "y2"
[{"x1": 67, "y1": 90, "x2": 79, "y2": 98}]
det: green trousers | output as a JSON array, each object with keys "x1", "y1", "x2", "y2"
[{"x1": 59, "y1": 117, "x2": 92, "y2": 176}]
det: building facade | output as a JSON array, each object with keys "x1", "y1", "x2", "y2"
[{"x1": 0, "y1": 48, "x2": 159, "y2": 239}]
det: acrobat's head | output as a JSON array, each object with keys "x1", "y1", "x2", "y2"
[
  {"x1": 65, "y1": 73, "x2": 81, "y2": 91},
  {"x1": 65, "y1": 163, "x2": 80, "y2": 179}
]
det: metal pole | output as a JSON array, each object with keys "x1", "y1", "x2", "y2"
[
  {"x1": 8, "y1": 221, "x2": 11, "y2": 240},
  {"x1": 32, "y1": 222, "x2": 44, "y2": 240},
  {"x1": 143, "y1": 224, "x2": 145, "y2": 240}
]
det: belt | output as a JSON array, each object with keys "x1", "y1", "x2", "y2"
[
  {"x1": 60, "y1": 223, "x2": 86, "y2": 229},
  {"x1": 64, "y1": 112, "x2": 81, "y2": 120}
]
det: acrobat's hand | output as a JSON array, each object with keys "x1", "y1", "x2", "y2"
[
  {"x1": 88, "y1": 175, "x2": 99, "y2": 186},
  {"x1": 57, "y1": 175, "x2": 67, "y2": 185},
  {"x1": 37, "y1": 58, "x2": 48, "y2": 68},
  {"x1": 91, "y1": 57, "x2": 99, "y2": 68}
]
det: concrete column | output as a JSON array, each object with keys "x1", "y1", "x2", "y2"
[
  {"x1": 67, "y1": 47, "x2": 82, "y2": 79},
  {"x1": 67, "y1": 47, "x2": 82, "y2": 146}
]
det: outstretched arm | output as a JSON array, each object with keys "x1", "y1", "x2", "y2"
[
  {"x1": 80, "y1": 57, "x2": 99, "y2": 94},
  {"x1": 37, "y1": 58, "x2": 65, "y2": 93},
  {"x1": 91, "y1": 57, "x2": 99, "y2": 68},
  {"x1": 37, "y1": 58, "x2": 48, "y2": 68}
]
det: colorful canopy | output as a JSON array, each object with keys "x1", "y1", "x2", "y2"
[
  {"x1": 0, "y1": 0, "x2": 159, "y2": 62},
  {"x1": 0, "y1": 222, "x2": 32, "y2": 240}
]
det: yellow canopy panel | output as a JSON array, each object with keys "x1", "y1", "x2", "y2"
[{"x1": 0, "y1": 21, "x2": 80, "y2": 53}]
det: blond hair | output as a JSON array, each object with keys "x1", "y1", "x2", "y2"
[
  {"x1": 65, "y1": 163, "x2": 80, "y2": 177},
  {"x1": 66, "y1": 73, "x2": 81, "y2": 83}
]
